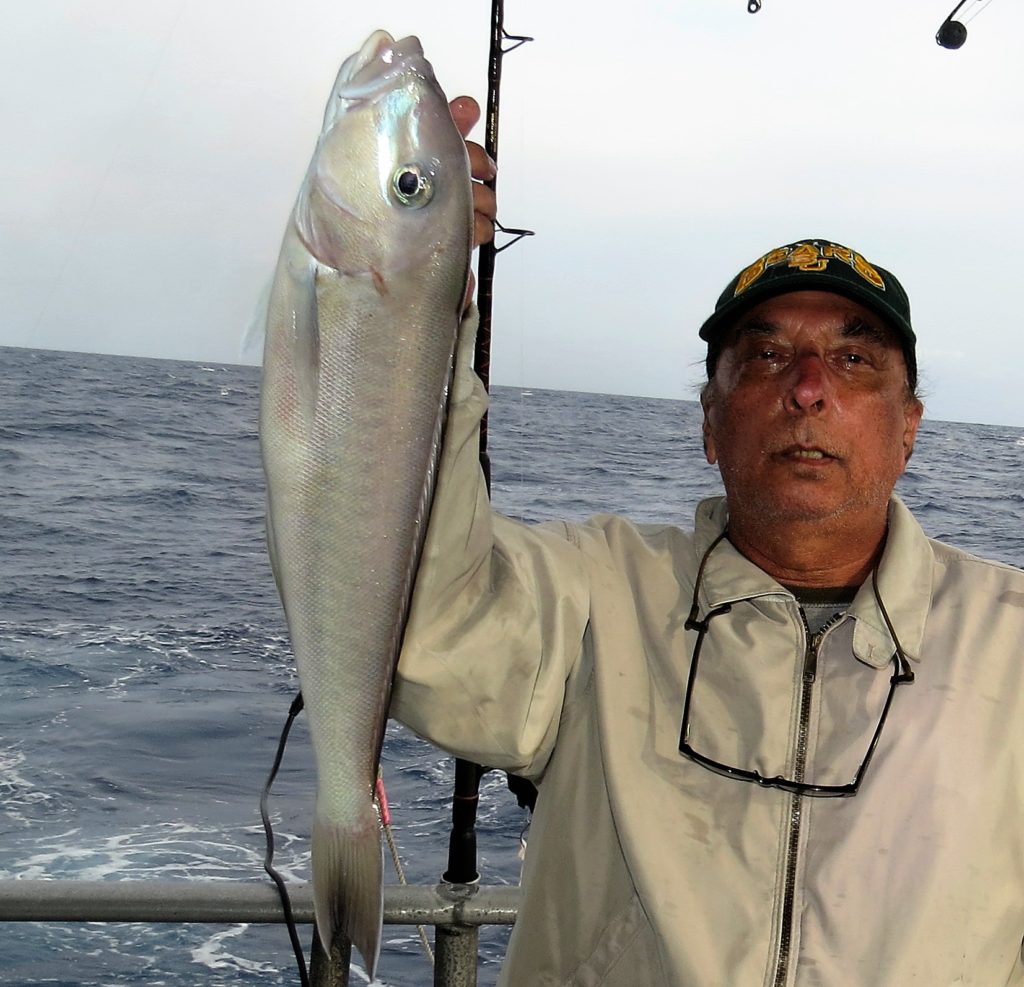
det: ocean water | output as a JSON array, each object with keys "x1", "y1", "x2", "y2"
[{"x1": 1, "y1": 345, "x2": 1022, "y2": 986}]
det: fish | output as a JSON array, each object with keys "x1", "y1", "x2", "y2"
[{"x1": 258, "y1": 29, "x2": 472, "y2": 976}]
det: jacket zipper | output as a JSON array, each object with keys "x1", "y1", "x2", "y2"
[{"x1": 771, "y1": 610, "x2": 843, "y2": 987}]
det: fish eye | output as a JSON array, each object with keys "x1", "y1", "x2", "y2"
[{"x1": 391, "y1": 165, "x2": 434, "y2": 208}]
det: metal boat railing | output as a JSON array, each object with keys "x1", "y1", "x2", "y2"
[{"x1": 0, "y1": 879, "x2": 519, "y2": 987}]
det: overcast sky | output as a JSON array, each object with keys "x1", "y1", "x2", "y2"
[{"x1": 2, "y1": 0, "x2": 1022, "y2": 426}]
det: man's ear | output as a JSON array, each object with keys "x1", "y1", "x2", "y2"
[
  {"x1": 902, "y1": 397, "x2": 924, "y2": 465},
  {"x1": 701, "y1": 389, "x2": 717, "y2": 465}
]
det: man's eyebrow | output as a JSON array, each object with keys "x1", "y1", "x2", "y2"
[
  {"x1": 732, "y1": 317, "x2": 779, "y2": 340},
  {"x1": 841, "y1": 317, "x2": 894, "y2": 346},
  {"x1": 729, "y1": 315, "x2": 896, "y2": 345}
]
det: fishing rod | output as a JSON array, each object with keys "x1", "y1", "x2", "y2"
[
  {"x1": 472, "y1": 0, "x2": 533, "y2": 491},
  {"x1": 747, "y1": 0, "x2": 999, "y2": 46},
  {"x1": 936, "y1": 0, "x2": 997, "y2": 48},
  {"x1": 443, "y1": 0, "x2": 536, "y2": 896}
]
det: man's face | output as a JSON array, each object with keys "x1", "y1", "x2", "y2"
[{"x1": 701, "y1": 290, "x2": 922, "y2": 533}]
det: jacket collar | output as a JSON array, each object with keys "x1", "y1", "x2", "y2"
[{"x1": 692, "y1": 495, "x2": 933, "y2": 669}]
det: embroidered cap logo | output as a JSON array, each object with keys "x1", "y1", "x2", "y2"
[{"x1": 733, "y1": 240, "x2": 886, "y2": 297}]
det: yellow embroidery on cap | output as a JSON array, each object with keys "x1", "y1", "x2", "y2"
[
  {"x1": 822, "y1": 243, "x2": 852, "y2": 264},
  {"x1": 851, "y1": 252, "x2": 885, "y2": 289},
  {"x1": 734, "y1": 258, "x2": 767, "y2": 296},
  {"x1": 733, "y1": 241, "x2": 887, "y2": 296},
  {"x1": 734, "y1": 247, "x2": 787, "y2": 294},
  {"x1": 787, "y1": 242, "x2": 828, "y2": 272}
]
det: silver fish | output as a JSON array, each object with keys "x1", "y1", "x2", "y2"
[{"x1": 259, "y1": 29, "x2": 472, "y2": 976}]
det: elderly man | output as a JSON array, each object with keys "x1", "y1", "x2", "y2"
[{"x1": 391, "y1": 107, "x2": 1024, "y2": 986}]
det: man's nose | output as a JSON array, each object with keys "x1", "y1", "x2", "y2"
[{"x1": 785, "y1": 353, "x2": 831, "y2": 415}]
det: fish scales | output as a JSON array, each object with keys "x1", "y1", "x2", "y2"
[{"x1": 259, "y1": 29, "x2": 472, "y2": 977}]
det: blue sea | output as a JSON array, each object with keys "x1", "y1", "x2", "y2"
[{"x1": 2, "y1": 345, "x2": 1023, "y2": 986}]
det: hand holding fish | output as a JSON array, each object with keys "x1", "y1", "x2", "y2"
[
  {"x1": 449, "y1": 95, "x2": 498, "y2": 250},
  {"x1": 449, "y1": 95, "x2": 496, "y2": 310}
]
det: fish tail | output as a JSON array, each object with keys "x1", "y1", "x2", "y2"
[{"x1": 312, "y1": 808, "x2": 384, "y2": 978}]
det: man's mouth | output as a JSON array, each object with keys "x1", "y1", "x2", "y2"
[{"x1": 777, "y1": 445, "x2": 838, "y2": 462}]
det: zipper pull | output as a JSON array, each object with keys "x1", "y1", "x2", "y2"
[
  {"x1": 804, "y1": 642, "x2": 818, "y2": 684},
  {"x1": 800, "y1": 609, "x2": 844, "y2": 685},
  {"x1": 799, "y1": 608, "x2": 818, "y2": 684}
]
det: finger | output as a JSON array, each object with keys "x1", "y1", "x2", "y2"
[
  {"x1": 472, "y1": 184, "x2": 496, "y2": 248},
  {"x1": 466, "y1": 141, "x2": 497, "y2": 183},
  {"x1": 472, "y1": 183, "x2": 497, "y2": 223},
  {"x1": 450, "y1": 96, "x2": 496, "y2": 250},
  {"x1": 449, "y1": 96, "x2": 481, "y2": 139},
  {"x1": 473, "y1": 187, "x2": 497, "y2": 244},
  {"x1": 474, "y1": 213, "x2": 495, "y2": 250}
]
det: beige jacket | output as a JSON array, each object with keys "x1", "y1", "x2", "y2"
[{"x1": 392, "y1": 314, "x2": 1024, "y2": 986}]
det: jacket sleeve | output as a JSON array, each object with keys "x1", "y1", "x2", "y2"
[{"x1": 390, "y1": 307, "x2": 591, "y2": 779}]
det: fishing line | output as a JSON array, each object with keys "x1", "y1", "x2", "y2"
[
  {"x1": 377, "y1": 770, "x2": 435, "y2": 965},
  {"x1": 260, "y1": 691, "x2": 310, "y2": 987},
  {"x1": 959, "y1": 0, "x2": 996, "y2": 24},
  {"x1": 943, "y1": 0, "x2": 996, "y2": 25},
  {"x1": 262, "y1": 700, "x2": 427, "y2": 980}
]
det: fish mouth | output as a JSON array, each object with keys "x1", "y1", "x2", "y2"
[{"x1": 335, "y1": 30, "x2": 430, "y2": 99}]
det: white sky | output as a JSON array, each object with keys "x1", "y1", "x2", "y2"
[{"x1": 2, "y1": 0, "x2": 1022, "y2": 427}]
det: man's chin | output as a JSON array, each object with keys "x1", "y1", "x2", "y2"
[{"x1": 727, "y1": 488, "x2": 856, "y2": 527}]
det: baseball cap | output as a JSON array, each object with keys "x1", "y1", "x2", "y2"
[{"x1": 699, "y1": 238, "x2": 917, "y2": 390}]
